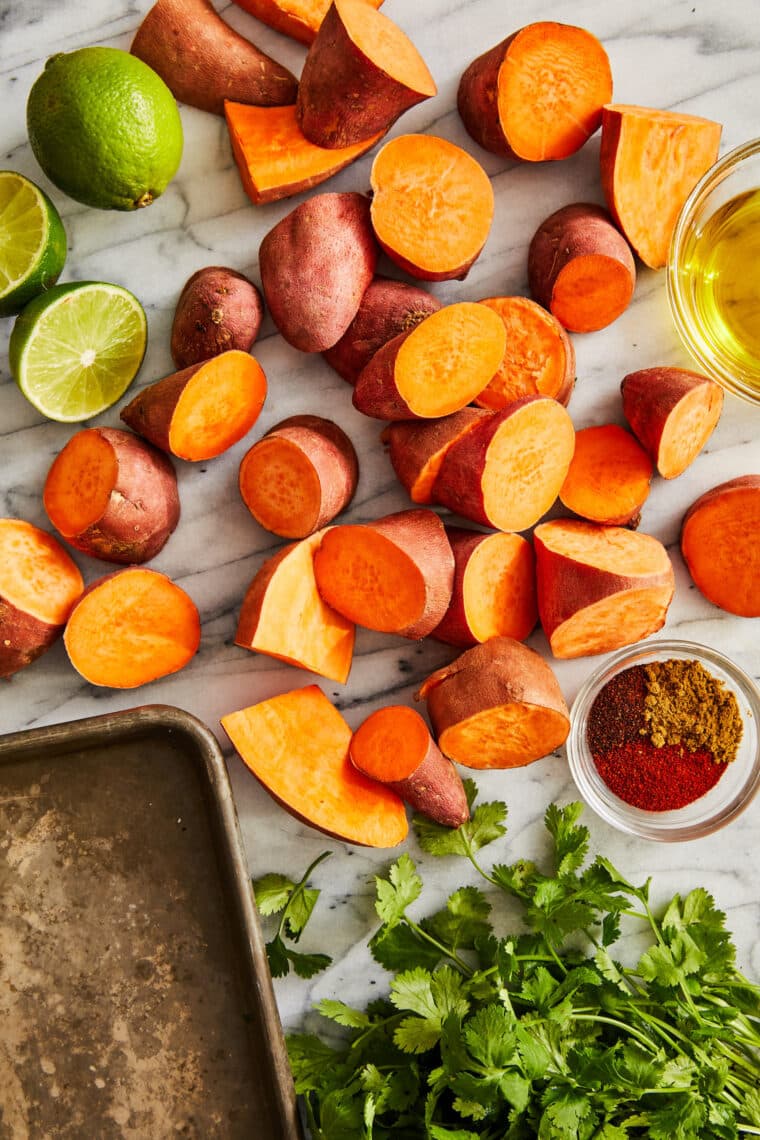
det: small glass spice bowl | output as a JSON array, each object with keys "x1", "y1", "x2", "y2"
[
  {"x1": 667, "y1": 137, "x2": 760, "y2": 404},
  {"x1": 567, "y1": 640, "x2": 760, "y2": 842}
]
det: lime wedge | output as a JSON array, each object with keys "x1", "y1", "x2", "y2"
[
  {"x1": 9, "y1": 281, "x2": 147, "y2": 422},
  {"x1": 0, "y1": 170, "x2": 67, "y2": 316}
]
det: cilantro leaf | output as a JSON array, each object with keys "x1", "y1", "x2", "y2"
[
  {"x1": 253, "y1": 871, "x2": 295, "y2": 915},
  {"x1": 415, "y1": 783, "x2": 507, "y2": 858},
  {"x1": 544, "y1": 801, "x2": 589, "y2": 876},
  {"x1": 422, "y1": 886, "x2": 492, "y2": 951},
  {"x1": 392, "y1": 966, "x2": 470, "y2": 1053},
  {"x1": 375, "y1": 853, "x2": 422, "y2": 927},
  {"x1": 318, "y1": 999, "x2": 372, "y2": 1029}
]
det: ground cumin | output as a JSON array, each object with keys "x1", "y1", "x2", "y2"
[{"x1": 642, "y1": 659, "x2": 743, "y2": 764}]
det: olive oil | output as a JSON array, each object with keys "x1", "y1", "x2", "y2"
[{"x1": 682, "y1": 188, "x2": 760, "y2": 376}]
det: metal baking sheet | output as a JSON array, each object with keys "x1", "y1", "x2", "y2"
[{"x1": 0, "y1": 705, "x2": 301, "y2": 1139}]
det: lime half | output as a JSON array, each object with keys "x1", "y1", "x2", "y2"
[
  {"x1": 9, "y1": 281, "x2": 147, "y2": 422},
  {"x1": 0, "y1": 171, "x2": 67, "y2": 317}
]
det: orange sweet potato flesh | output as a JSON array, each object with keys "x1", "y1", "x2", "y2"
[
  {"x1": 64, "y1": 568, "x2": 200, "y2": 688},
  {"x1": 0, "y1": 519, "x2": 84, "y2": 678},
  {"x1": 43, "y1": 428, "x2": 179, "y2": 565},
  {"x1": 559, "y1": 424, "x2": 653, "y2": 527},
  {"x1": 313, "y1": 509, "x2": 454, "y2": 639},
  {"x1": 235, "y1": 529, "x2": 355, "y2": 683},
  {"x1": 458, "y1": 22, "x2": 612, "y2": 161},
  {"x1": 621, "y1": 367, "x2": 724, "y2": 479},
  {"x1": 534, "y1": 518, "x2": 675, "y2": 658},
  {"x1": 296, "y1": 0, "x2": 436, "y2": 147},
  {"x1": 417, "y1": 637, "x2": 570, "y2": 769},
  {"x1": 681, "y1": 476, "x2": 760, "y2": 617},
  {"x1": 239, "y1": 415, "x2": 358, "y2": 539},
  {"x1": 131, "y1": 0, "x2": 298, "y2": 116},
  {"x1": 353, "y1": 303, "x2": 507, "y2": 421},
  {"x1": 528, "y1": 203, "x2": 636, "y2": 333},
  {"x1": 221, "y1": 685, "x2": 408, "y2": 847},
  {"x1": 225, "y1": 103, "x2": 384, "y2": 207},
  {"x1": 370, "y1": 135, "x2": 494, "y2": 281},
  {"x1": 383, "y1": 408, "x2": 491, "y2": 505},
  {"x1": 349, "y1": 705, "x2": 469, "y2": 828},
  {"x1": 120, "y1": 350, "x2": 267, "y2": 463},
  {"x1": 433, "y1": 396, "x2": 576, "y2": 533},
  {"x1": 231, "y1": 0, "x2": 384, "y2": 46},
  {"x1": 476, "y1": 297, "x2": 575, "y2": 409},
  {"x1": 432, "y1": 528, "x2": 537, "y2": 647},
  {"x1": 600, "y1": 105, "x2": 722, "y2": 269}
]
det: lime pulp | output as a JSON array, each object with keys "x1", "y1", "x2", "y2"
[{"x1": 0, "y1": 170, "x2": 67, "y2": 317}]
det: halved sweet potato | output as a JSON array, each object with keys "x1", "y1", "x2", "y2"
[
  {"x1": 680, "y1": 476, "x2": 760, "y2": 617},
  {"x1": 534, "y1": 518, "x2": 675, "y2": 658},
  {"x1": 621, "y1": 367, "x2": 724, "y2": 479},
  {"x1": 417, "y1": 637, "x2": 570, "y2": 769},
  {"x1": 559, "y1": 424, "x2": 653, "y2": 527},
  {"x1": 231, "y1": 0, "x2": 384, "y2": 46},
  {"x1": 475, "y1": 296, "x2": 575, "y2": 409},
  {"x1": 383, "y1": 408, "x2": 491, "y2": 505}
]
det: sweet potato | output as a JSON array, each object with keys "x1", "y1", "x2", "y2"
[
  {"x1": 433, "y1": 396, "x2": 575, "y2": 533},
  {"x1": 170, "y1": 267, "x2": 264, "y2": 369},
  {"x1": 680, "y1": 476, "x2": 760, "y2": 617},
  {"x1": 221, "y1": 685, "x2": 408, "y2": 847},
  {"x1": 475, "y1": 297, "x2": 575, "y2": 409},
  {"x1": 64, "y1": 568, "x2": 200, "y2": 688},
  {"x1": 0, "y1": 519, "x2": 84, "y2": 679},
  {"x1": 559, "y1": 424, "x2": 653, "y2": 527},
  {"x1": 417, "y1": 637, "x2": 570, "y2": 769},
  {"x1": 313, "y1": 508, "x2": 454, "y2": 639},
  {"x1": 621, "y1": 367, "x2": 724, "y2": 479},
  {"x1": 120, "y1": 350, "x2": 267, "y2": 462},
  {"x1": 235, "y1": 529, "x2": 355, "y2": 683},
  {"x1": 130, "y1": 0, "x2": 297, "y2": 116},
  {"x1": 457, "y1": 22, "x2": 612, "y2": 161},
  {"x1": 431, "y1": 528, "x2": 537, "y2": 647},
  {"x1": 370, "y1": 134, "x2": 494, "y2": 281},
  {"x1": 225, "y1": 103, "x2": 384, "y2": 207},
  {"x1": 239, "y1": 415, "x2": 358, "y2": 539},
  {"x1": 349, "y1": 706, "x2": 469, "y2": 828},
  {"x1": 259, "y1": 191, "x2": 378, "y2": 352},
  {"x1": 528, "y1": 203, "x2": 636, "y2": 333},
  {"x1": 296, "y1": 0, "x2": 436, "y2": 147},
  {"x1": 383, "y1": 408, "x2": 491, "y2": 505},
  {"x1": 43, "y1": 428, "x2": 179, "y2": 565},
  {"x1": 600, "y1": 105, "x2": 722, "y2": 269},
  {"x1": 352, "y1": 303, "x2": 506, "y2": 421},
  {"x1": 323, "y1": 278, "x2": 442, "y2": 385},
  {"x1": 231, "y1": 0, "x2": 384, "y2": 46},
  {"x1": 534, "y1": 518, "x2": 675, "y2": 658}
]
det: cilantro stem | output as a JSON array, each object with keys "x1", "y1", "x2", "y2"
[
  {"x1": 571, "y1": 1013, "x2": 660, "y2": 1053},
  {"x1": 274, "y1": 850, "x2": 332, "y2": 943},
  {"x1": 405, "y1": 918, "x2": 475, "y2": 977}
]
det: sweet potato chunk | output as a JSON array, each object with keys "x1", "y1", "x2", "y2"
[
  {"x1": 383, "y1": 408, "x2": 491, "y2": 505},
  {"x1": 559, "y1": 424, "x2": 653, "y2": 527},
  {"x1": 417, "y1": 637, "x2": 570, "y2": 769},
  {"x1": 231, "y1": 0, "x2": 384, "y2": 46},
  {"x1": 475, "y1": 297, "x2": 575, "y2": 409},
  {"x1": 534, "y1": 519, "x2": 675, "y2": 658},
  {"x1": 621, "y1": 367, "x2": 724, "y2": 479},
  {"x1": 680, "y1": 476, "x2": 760, "y2": 617},
  {"x1": 221, "y1": 685, "x2": 408, "y2": 847}
]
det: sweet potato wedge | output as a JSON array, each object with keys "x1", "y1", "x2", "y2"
[
  {"x1": 559, "y1": 424, "x2": 653, "y2": 527},
  {"x1": 221, "y1": 685, "x2": 408, "y2": 847},
  {"x1": 383, "y1": 408, "x2": 491, "y2": 505},
  {"x1": 534, "y1": 518, "x2": 675, "y2": 658},
  {"x1": 170, "y1": 267, "x2": 263, "y2": 369},
  {"x1": 621, "y1": 367, "x2": 724, "y2": 479},
  {"x1": 680, "y1": 476, "x2": 760, "y2": 617},
  {"x1": 231, "y1": 0, "x2": 384, "y2": 46},
  {"x1": 475, "y1": 296, "x2": 575, "y2": 409},
  {"x1": 417, "y1": 637, "x2": 570, "y2": 769}
]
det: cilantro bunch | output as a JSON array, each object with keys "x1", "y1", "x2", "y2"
[{"x1": 254, "y1": 784, "x2": 760, "y2": 1139}]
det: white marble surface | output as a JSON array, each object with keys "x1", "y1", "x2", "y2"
[{"x1": 1, "y1": 0, "x2": 759, "y2": 1039}]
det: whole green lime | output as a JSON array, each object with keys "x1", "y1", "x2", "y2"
[{"x1": 26, "y1": 47, "x2": 183, "y2": 211}]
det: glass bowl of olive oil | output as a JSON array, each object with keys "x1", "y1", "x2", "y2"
[{"x1": 668, "y1": 137, "x2": 760, "y2": 404}]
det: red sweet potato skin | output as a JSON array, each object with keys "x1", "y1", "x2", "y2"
[
  {"x1": 121, "y1": 367, "x2": 201, "y2": 453},
  {"x1": 370, "y1": 509, "x2": 455, "y2": 639},
  {"x1": 0, "y1": 600, "x2": 60, "y2": 679},
  {"x1": 352, "y1": 329, "x2": 415, "y2": 420},
  {"x1": 388, "y1": 739, "x2": 470, "y2": 828},
  {"x1": 384, "y1": 409, "x2": 491, "y2": 504},
  {"x1": 620, "y1": 367, "x2": 723, "y2": 477},
  {"x1": 171, "y1": 267, "x2": 264, "y2": 369},
  {"x1": 457, "y1": 35, "x2": 516, "y2": 157}
]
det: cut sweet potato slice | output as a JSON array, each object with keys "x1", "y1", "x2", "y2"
[
  {"x1": 313, "y1": 509, "x2": 454, "y2": 639},
  {"x1": 353, "y1": 303, "x2": 506, "y2": 421},
  {"x1": 64, "y1": 568, "x2": 200, "y2": 688},
  {"x1": 600, "y1": 105, "x2": 722, "y2": 269},
  {"x1": 349, "y1": 705, "x2": 469, "y2": 828},
  {"x1": 433, "y1": 397, "x2": 575, "y2": 533},
  {"x1": 432, "y1": 528, "x2": 537, "y2": 647},
  {"x1": 231, "y1": 0, "x2": 384, "y2": 46},
  {"x1": 559, "y1": 424, "x2": 653, "y2": 526},
  {"x1": 383, "y1": 408, "x2": 491, "y2": 505},
  {"x1": 534, "y1": 519, "x2": 675, "y2": 658},
  {"x1": 370, "y1": 135, "x2": 494, "y2": 281},
  {"x1": 235, "y1": 529, "x2": 355, "y2": 683},
  {"x1": 225, "y1": 103, "x2": 384, "y2": 206},
  {"x1": 458, "y1": 22, "x2": 612, "y2": 161},
  {"x1": 221, "y1": 685, "x2": 408, "y2": 847},
  {"x1": 681, "y1": 476, "x2": 760, "y2": 617},
  {"x1": 296, "y1": 0, "x2": 436, "y2": 147},
  {"x1": 417, "y1": 637, "x2": 570, "y2": 769},
  {"x1": 621, "y1": 367, "x2": 724, "y2": 479},
  {"x1": 475, "y1": 296, "x2": 575, "y2": 409}
]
